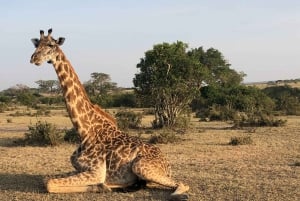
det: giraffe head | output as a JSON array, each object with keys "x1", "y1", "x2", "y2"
[{"x1": 30, "y1": 28, "x2": 65, "y2": 66}]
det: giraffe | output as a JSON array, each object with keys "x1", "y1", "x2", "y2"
[{"x1": 30, "y1": 29, "x2": 189, "y2": 200}]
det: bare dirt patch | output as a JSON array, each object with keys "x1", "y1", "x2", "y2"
[{"x1": 0, "y1": 112, "x2": 299, "y2": 200}]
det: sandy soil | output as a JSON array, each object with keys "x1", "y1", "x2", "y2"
[{"x1": 0, "y1": 110, "x2": 299, "y2": 201}]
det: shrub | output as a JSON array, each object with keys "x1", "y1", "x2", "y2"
[
  {"x1": 24, "y1": 121, "x2": 64, "y2": 146},
  {"x1": 148, "y1": 130, "x2": 180, "y2": 144},
  {"x1": 194, "y1": 85, "x2": 276, "y2": 121},
  {"x1": 196, "y1": 105, "x2": 235, "y2": 121},
  {"x1": 64, "y1": 128, "x2": 80, "y2": 143},
  {"x1": 229, "y1": 136, "x2": 253, "y2": 146},
  {"x1": 39, "y1": 96, "x2": 64, "y2": 105},
  {"x1": 16, "y1": 91, "x2": 38, "y2": 107},
  {"x1": 234, "y1": 112, "x2": 287, "y2": 127},
  {"x1": 115, "y1": 110, "x2": 143, "y2": 130},
  {"x1": 111, "y1": 93, "x2": 137, "y2": 108},
  {"x1": 0, "y1": 103, "x2": 8, "y2": 113},
  {"x1": 263, "y1": 86, "x2": 300, "y2": 115},
  {"x1": 174, "y1": 116, "x2": 190, "y2": 131},
  {"x1": 0, "y1": 95, "x2": 10, "y2": 103}
]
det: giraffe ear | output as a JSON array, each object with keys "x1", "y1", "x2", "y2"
[
  {"x1": 31, "y1": 38, "x2": 39, "y2": 48},
  {"x1": 56, "y1": 37, "x2": 65, "y2": 46}
]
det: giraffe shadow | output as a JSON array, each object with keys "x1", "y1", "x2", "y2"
[
  {"x1": 138, "y1": 188, "x2": 188, "y2": 201},
  {"x1": 0, "y1": 136, "x2": 31, "y2": 147},
  {"x1": 115, "y1": 182, "x2": 182, "y2": 201},
  {"x1": 0, "y1": 173, "x2": 46, "y2": 193},
  {"x1": 0, "y1": 173, "x2": 188, "y2": 200}
]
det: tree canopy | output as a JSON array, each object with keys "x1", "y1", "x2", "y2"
[
  {"x1": 35, "y1": 80, "x2": 60, "y2": 93},
  {"x1": 133, "y1": 41, "x2": 243, "y2": 127},
  {"x1": 84, "y1": 72, "x2": 117, "y2": 96}
]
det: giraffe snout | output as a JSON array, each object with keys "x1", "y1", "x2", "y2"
[
  {"x1": 30, "y1": 54, "x2": 35, "y2": 63},
  {"x1": 30, "y1": 54, "x2": 42, "y2": 66}
]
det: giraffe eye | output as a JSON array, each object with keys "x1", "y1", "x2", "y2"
[{"x1": 48, "y1": 44, "x2": 55, "y2": 48}]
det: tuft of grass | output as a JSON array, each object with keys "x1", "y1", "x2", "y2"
[
  {"x1": 293, "y1": 161, "x2": 300, "y2": 167},
  {"x1": 148, "y1": 130, "x2": 180, "y2": 144},
  {"x1": 9, "y1": 111, "x2": 29, "y2": 117},
  {"x1": 229, "y1": 135, "x2": 253, "y2": 146},
  {"x1": 24, "y1": 121, "x2": 64, "y2": 146},
  {"x1": 145, "y1": 130, "x2": 154, "y2": 134},
  {"x1": 34, "y1": 108, "x2": 51, "y2": 116}
]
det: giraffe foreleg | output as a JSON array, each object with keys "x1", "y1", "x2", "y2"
[
  {"x1": 46, "y1": 169, "x2": 111, "y2": 193},
  {"x1": 46, "y1": 156, "x2": 110, "y2": 194}
]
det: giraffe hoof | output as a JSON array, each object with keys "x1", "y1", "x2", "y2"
[
  {"x1": 169, "y1": 194, "x2": 189, "y2": 201},
  {"x1": 87, "y1": 183, "x2": 112, "y2": 193},
  {"x1": 97, "y1": 183, "x2": 112, "y2": 192}
]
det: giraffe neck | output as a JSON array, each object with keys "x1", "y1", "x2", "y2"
[{"x1": 52, "y1": 49, "x2": 116, "y2": 140}]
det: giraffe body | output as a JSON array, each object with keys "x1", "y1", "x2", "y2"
[{"x1": 30, "y1": 29, "x2": 189, "y2": 200}]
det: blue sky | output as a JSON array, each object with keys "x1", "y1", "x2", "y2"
[{"x1": 1, "y1": 0, "x2": 300, "y2": 90}]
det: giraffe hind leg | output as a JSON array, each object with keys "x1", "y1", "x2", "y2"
[{"x1": 131, "y1": 157, "x2": 189, "y2": 200}]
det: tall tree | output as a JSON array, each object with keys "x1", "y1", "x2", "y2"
[
  {"x1": 84, "y1": 72, "x2": 117, "y2": 96},
  {"x1": 134, "y1": 41, "x2": 205, "y2": 127},
  {"x1": 134, "y1": 42, "x2": 245, "y2": 127},
  {"x1": 35, "y1": 80, "x2": 57, "y2": 93}
]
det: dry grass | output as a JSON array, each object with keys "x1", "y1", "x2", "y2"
[{"x1": 0, "y1": 109, "x2": 299, "y2": 201}]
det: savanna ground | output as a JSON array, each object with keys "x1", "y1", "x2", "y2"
[{"x1": 0, "y1": 108, "x2": 299, "y2": 201}]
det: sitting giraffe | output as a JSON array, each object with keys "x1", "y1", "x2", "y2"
[{"x1": 30, "y1": 29, "x2": 189, "y2": 200}]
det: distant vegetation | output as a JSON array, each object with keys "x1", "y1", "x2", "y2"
[
  {"x1": 1, "y1": 41, "x2": 300, "y2": 137},
  {"x1": 263, "y1": 85, "x2": 300, "y2": 115}
]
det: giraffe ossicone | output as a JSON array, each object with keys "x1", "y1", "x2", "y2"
[{"x1": 30, "y1": 28, "x2": 189, "y2": 200}]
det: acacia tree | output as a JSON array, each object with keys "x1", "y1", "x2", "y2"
[
  {"x1": 84, "y1": 72, "x2": 118, "y2": 107},
  {"x1": 133, "y1": 41, "x2": 206, "y2": 127},
  {"x1": 35, "y1": 80, "x2": 58, "y2": 93}
]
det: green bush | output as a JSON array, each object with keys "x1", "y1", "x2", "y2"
[
  {"x1": 263, "y1": 86, "x2": 300, "y2": 115},
  {"x1": 111, "y1": 93, "x2": 137, "y2": 108},
  {"x1": 194, "y1": 85, "x2": 276, "y2": 121},
  {"x1": 229, "y1": 136, "x2": 253, "y2": 146},
  {"x1": 24, "y1": 121, "x2": 64, "y2": 146},
  {"x1": 115, "y1": 110, "x2": 143, "y2": 130},
  {"x1": 64, "y1": 128, "x2": 80, "y2": 143},
  {"x1": 0, "y1": 103, "x2": 8, "y2": 113},
  {"x1": 197, "y1": 105, "x2": 235, "y2": 121},
  {"x1": 16, "y1": 91, "x2": 39, "y2": 107},
  {"x1": 0, "y1": 95, "x2": 10, "y2": 103},
  {"x1": 39, "y1": 96, "x2": 64, "y2": 105}
]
